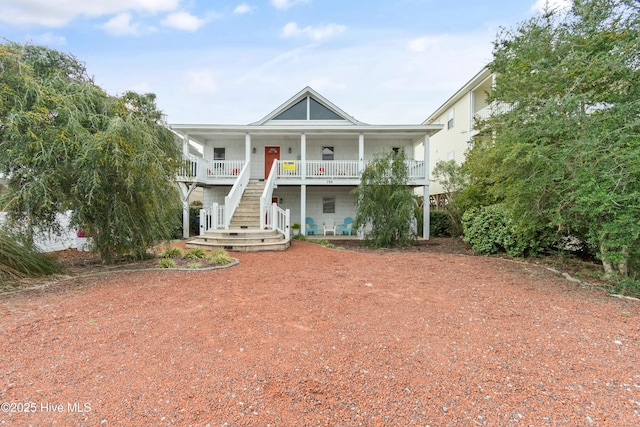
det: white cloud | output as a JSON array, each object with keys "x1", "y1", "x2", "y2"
[
  {"x1": 102, "y1": 13, "x2": 142, "y2": 36},
  {"x1": 531, "y1": 0, "x2": 571, "y2": 13},
  {"x1": 161, "y1": 11, "x2": 206, "y2": 31},
  {"x1": 270, "y1": 0, "x2": 310, "y2": 10},
  {"x1": 185, "y1": 70, "x2": 217, "y2": 94},
  {"x1": 233, "y1": 3, "x2": 256, "y2": 14},
  {"x1": 407, "y1": 36, "x2": 442, "y2": 53},
  {"x1": 0, "y1": 0, "x2": 181, "y2": 27},
  {"x1": 281, "y1": 22, "x2": 346, "y2": 41},
  {"x1": 30, "y1": 32, "x2": 67, "y2": 45}
]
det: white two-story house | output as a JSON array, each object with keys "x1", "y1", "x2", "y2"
[
  {"x1": 417, "y1": 67, "x2": 494, "y2": 208},
  {"x1": 172, "y1": 87, "x2": 442, "y2": 250}
]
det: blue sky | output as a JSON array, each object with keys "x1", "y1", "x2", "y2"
[{"x1": 0, "y1": 0, "x2": 569, "y2": 124}]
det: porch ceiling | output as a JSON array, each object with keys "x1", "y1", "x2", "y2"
[{"x1": 171, "y1": 123, "x2": 443, "y2": 144}]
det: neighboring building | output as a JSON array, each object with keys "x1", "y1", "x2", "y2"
[
  {"x1": 417, "y1": 68, "x2": 494, "y2": 208},
  {"x1": 172, "y1": 87, "x2": 442, "y2": 244}
]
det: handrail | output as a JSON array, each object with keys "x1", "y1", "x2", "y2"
[
  {"x1": 223, "y1": 162, "x2": 250, "y2": 229},
  {"x1": 263, "y1": 203, "x2": 290, "y2": 239},
  {"x1": 260, "y1": 160, "x2": 279, "y2": 229},
  {"x1": 199, "y1": 203, "x2": 224, "y2": 234}
]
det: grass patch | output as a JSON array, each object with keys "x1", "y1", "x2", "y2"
[
  {"x1": 184, "y1": 247, "x2": 207, "y2": 260},
  {"x1": 0, "y1": 231, "x2": 60, "y2": 281},
  {"x1": 161, "y1": 247, "x2": 183, "y2": 258},
  {"x1": 158, "y1": 258, "x2": 177, "y2": 268}
]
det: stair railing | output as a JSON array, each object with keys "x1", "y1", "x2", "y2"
[
  {"x1": 260, "y1": 160, "x2": 279, "y2": 230},
  {"x1": 223, "y1": 162, "x2": 251, "y2": 229},
  {"x1": 199, "y1": 203, "x2": 225, "y2": 235}
]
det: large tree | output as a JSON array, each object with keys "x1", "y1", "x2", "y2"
[
  {"x1": 353, "y1": 150, "x2": 417, "y2": 247},
  {"x1": 0, "y1": 41, "x2": 181, "y2": 263},
  {"x1": 467, "y1": 0, "x2": 640, "y2": 277}
]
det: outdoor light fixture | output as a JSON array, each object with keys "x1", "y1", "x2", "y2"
[
  {"x1": 252, "y1": 147, "x2": 256, "y2": 154},
  {"x1": 288, "y1": 147, "x2": 292, "y2": 154}
]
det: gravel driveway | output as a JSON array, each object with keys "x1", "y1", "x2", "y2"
[{"x1": 1, "y1": 240, "x2": 638, "y2": 426}]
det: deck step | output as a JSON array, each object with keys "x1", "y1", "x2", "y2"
[{"x1": 187, "y1": 229, "x2": 290, "y2": 252}]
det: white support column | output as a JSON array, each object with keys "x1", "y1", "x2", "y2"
[
  {"x1": 300, "y1": 133, "x2": 306, "y2": 180},
  {"x1": 423, "y1": 134, "x2": 430, "y2": 240},
  {"x1": 183, "y1": 133, "x2": 190, "y2": 157},
  {"x1": 178, "y1": 182, "x2": 197, "y2": 238},
  {"x1": 301, "y1": 184, "x2": 307, "y2": 235},
  {"x1": 358, "y1": 133, "x2": 364, "y2": 173},
  {"x1": 245, "y1": 133, "x2": 251, "y2": 163}
]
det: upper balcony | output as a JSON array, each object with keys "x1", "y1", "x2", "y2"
[
  {"x1": 178, "y1": 157, "x2": 427, "y2": 186},
  {"x1": 178, "y1": 156, "x2": 246, "y2": 185}
]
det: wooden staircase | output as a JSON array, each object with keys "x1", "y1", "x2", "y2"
[
  {"x1": 187, "y1": 180, "x2": 290, "y2": 252},
  {"x1": 229, "y1": 179, "x2": 264, "y2": 229}
]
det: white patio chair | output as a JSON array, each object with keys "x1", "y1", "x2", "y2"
[{"x1": 323, "y1": 219, "x2": 336, "y2": 236}]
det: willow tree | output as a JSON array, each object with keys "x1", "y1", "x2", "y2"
[
  {"x1": 353, "y1": 150, "x2": 416, "y2": 247},
  {"x1": 0, "y1": 41, "x2": 181, "y2": 263},
  {"x1": 468, "y1": 0, "x2": 640, "y2": 278}
]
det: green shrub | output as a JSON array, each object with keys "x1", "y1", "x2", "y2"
[
  {"x1": 161, "y1": 247, "x2": 183, "y2": 258},
  {"x1": 462, "y1": 204, "x2": 546, "y2": 257},
  {"x1": 187, "y1": 262, "x2": 202, "y2": 269},
  {"x1": 0, "y1": 230, "x2": 60, "y2": 280},
  {"x1": 429, "y1": 211, "x2": 453, "y2": 237},
  {"x1": 184, "y1": 247, "x2": 207, "y2": 260},
  {"x1": 158, "y1": 258, "x2": 176, "y2": 268},
  {"x1": 208, "y1": 251, "x2": 233, "y2": 266}
]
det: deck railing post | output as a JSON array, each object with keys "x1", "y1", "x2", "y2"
[
  {"x1": 212, "y1": 203, "x2": 218, "y2": 231},
  {"x1": 199, "y1": 208, "x2": 206, "y2": 236},
  {"x1": 285, "y1": 208, "x2": 290, "y2": 240}
]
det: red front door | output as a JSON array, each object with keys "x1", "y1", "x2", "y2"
[{"x1": 265, "y1": 146, "x2": 280, "y2": 179}]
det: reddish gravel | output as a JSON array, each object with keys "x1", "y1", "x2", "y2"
[{"x1": 0, "y1": 240, "x2": 638, "y2": 426}]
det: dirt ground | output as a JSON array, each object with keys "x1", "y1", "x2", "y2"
[{"x1": 0, "y1": 239, "x2": 638, "y2": 426}]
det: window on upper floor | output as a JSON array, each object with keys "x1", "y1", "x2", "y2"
[
  {"x1": 322, "y1": 146, "x2": 335, "y2": 161},
  {"x1": 447, "y1": 109, "x2": 454, "y2": 129},
  {"x1": 310, "y1": 98, "x2": 343, "y2": 120},
  {"x1": 273, "y1": 98, "x2": 307, "y2": 120},
  {"x1": 273, "y1": 96, "x2": 344, "y2": 121},
  {"x1": 213, "y1": 147, "x2": 225, "y2": 160}
]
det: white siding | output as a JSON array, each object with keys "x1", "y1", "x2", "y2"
[
  {"x1": 202, "y1": 136, "x2": 245, "y2": 162},
  {"x1": 203, "y1": 186, "x2": 232, "y2": 209},
  {"x1": 273, "y1": 185, "x2": 356, "y2": 226}
]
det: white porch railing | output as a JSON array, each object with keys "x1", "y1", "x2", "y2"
[
  {"x1": 277, "y1": 160, "x2": 302, "y2": 178},
  {"x1": 263, "y1": 203, "x2": 290, "y2": 240},
  {"x1": 305, "y1": 160, "x2": 360, "y2": 178},
  {"x1": 177, "y1": 155, "x2": 200, "y2": 181},
  {"x1": 260, "y1": 161, "x2": 279, "y2": 229},
  {"x1": 199, "y1": 203, "x2": 225, "y2": 235},
  {"x1": 178, "y1": 157, "x2": 246, "y2": 182},
  {"x1": 406, "y1": 160, "x2": 425, "y2": 179},
  {"x1": 206, "y1": 160, "x2": 245, "y2": 178},
  {"x1": 473, "y1": 102, "x2": 513, "y2": 122},
  {"x1": 223, "y1": 162, "x2": 251, "y2": 229},
  {"x1": 273, "y1": 160, "x2": 425, "y2": 180}
]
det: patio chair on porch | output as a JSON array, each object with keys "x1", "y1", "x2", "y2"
[
  {"x1": 337, "y1": 217, "x2": 354, "y2": 236},
  {"x1": 305, "y1": 217, "x2": 318, "y2": 235},
  {"x1": 323, "y1": 218, "x2": 336, "y2": 236}
]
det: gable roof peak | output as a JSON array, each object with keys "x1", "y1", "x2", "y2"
[{"x1": 251, "y1": 86, "x2": 365, "y2": 125}]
